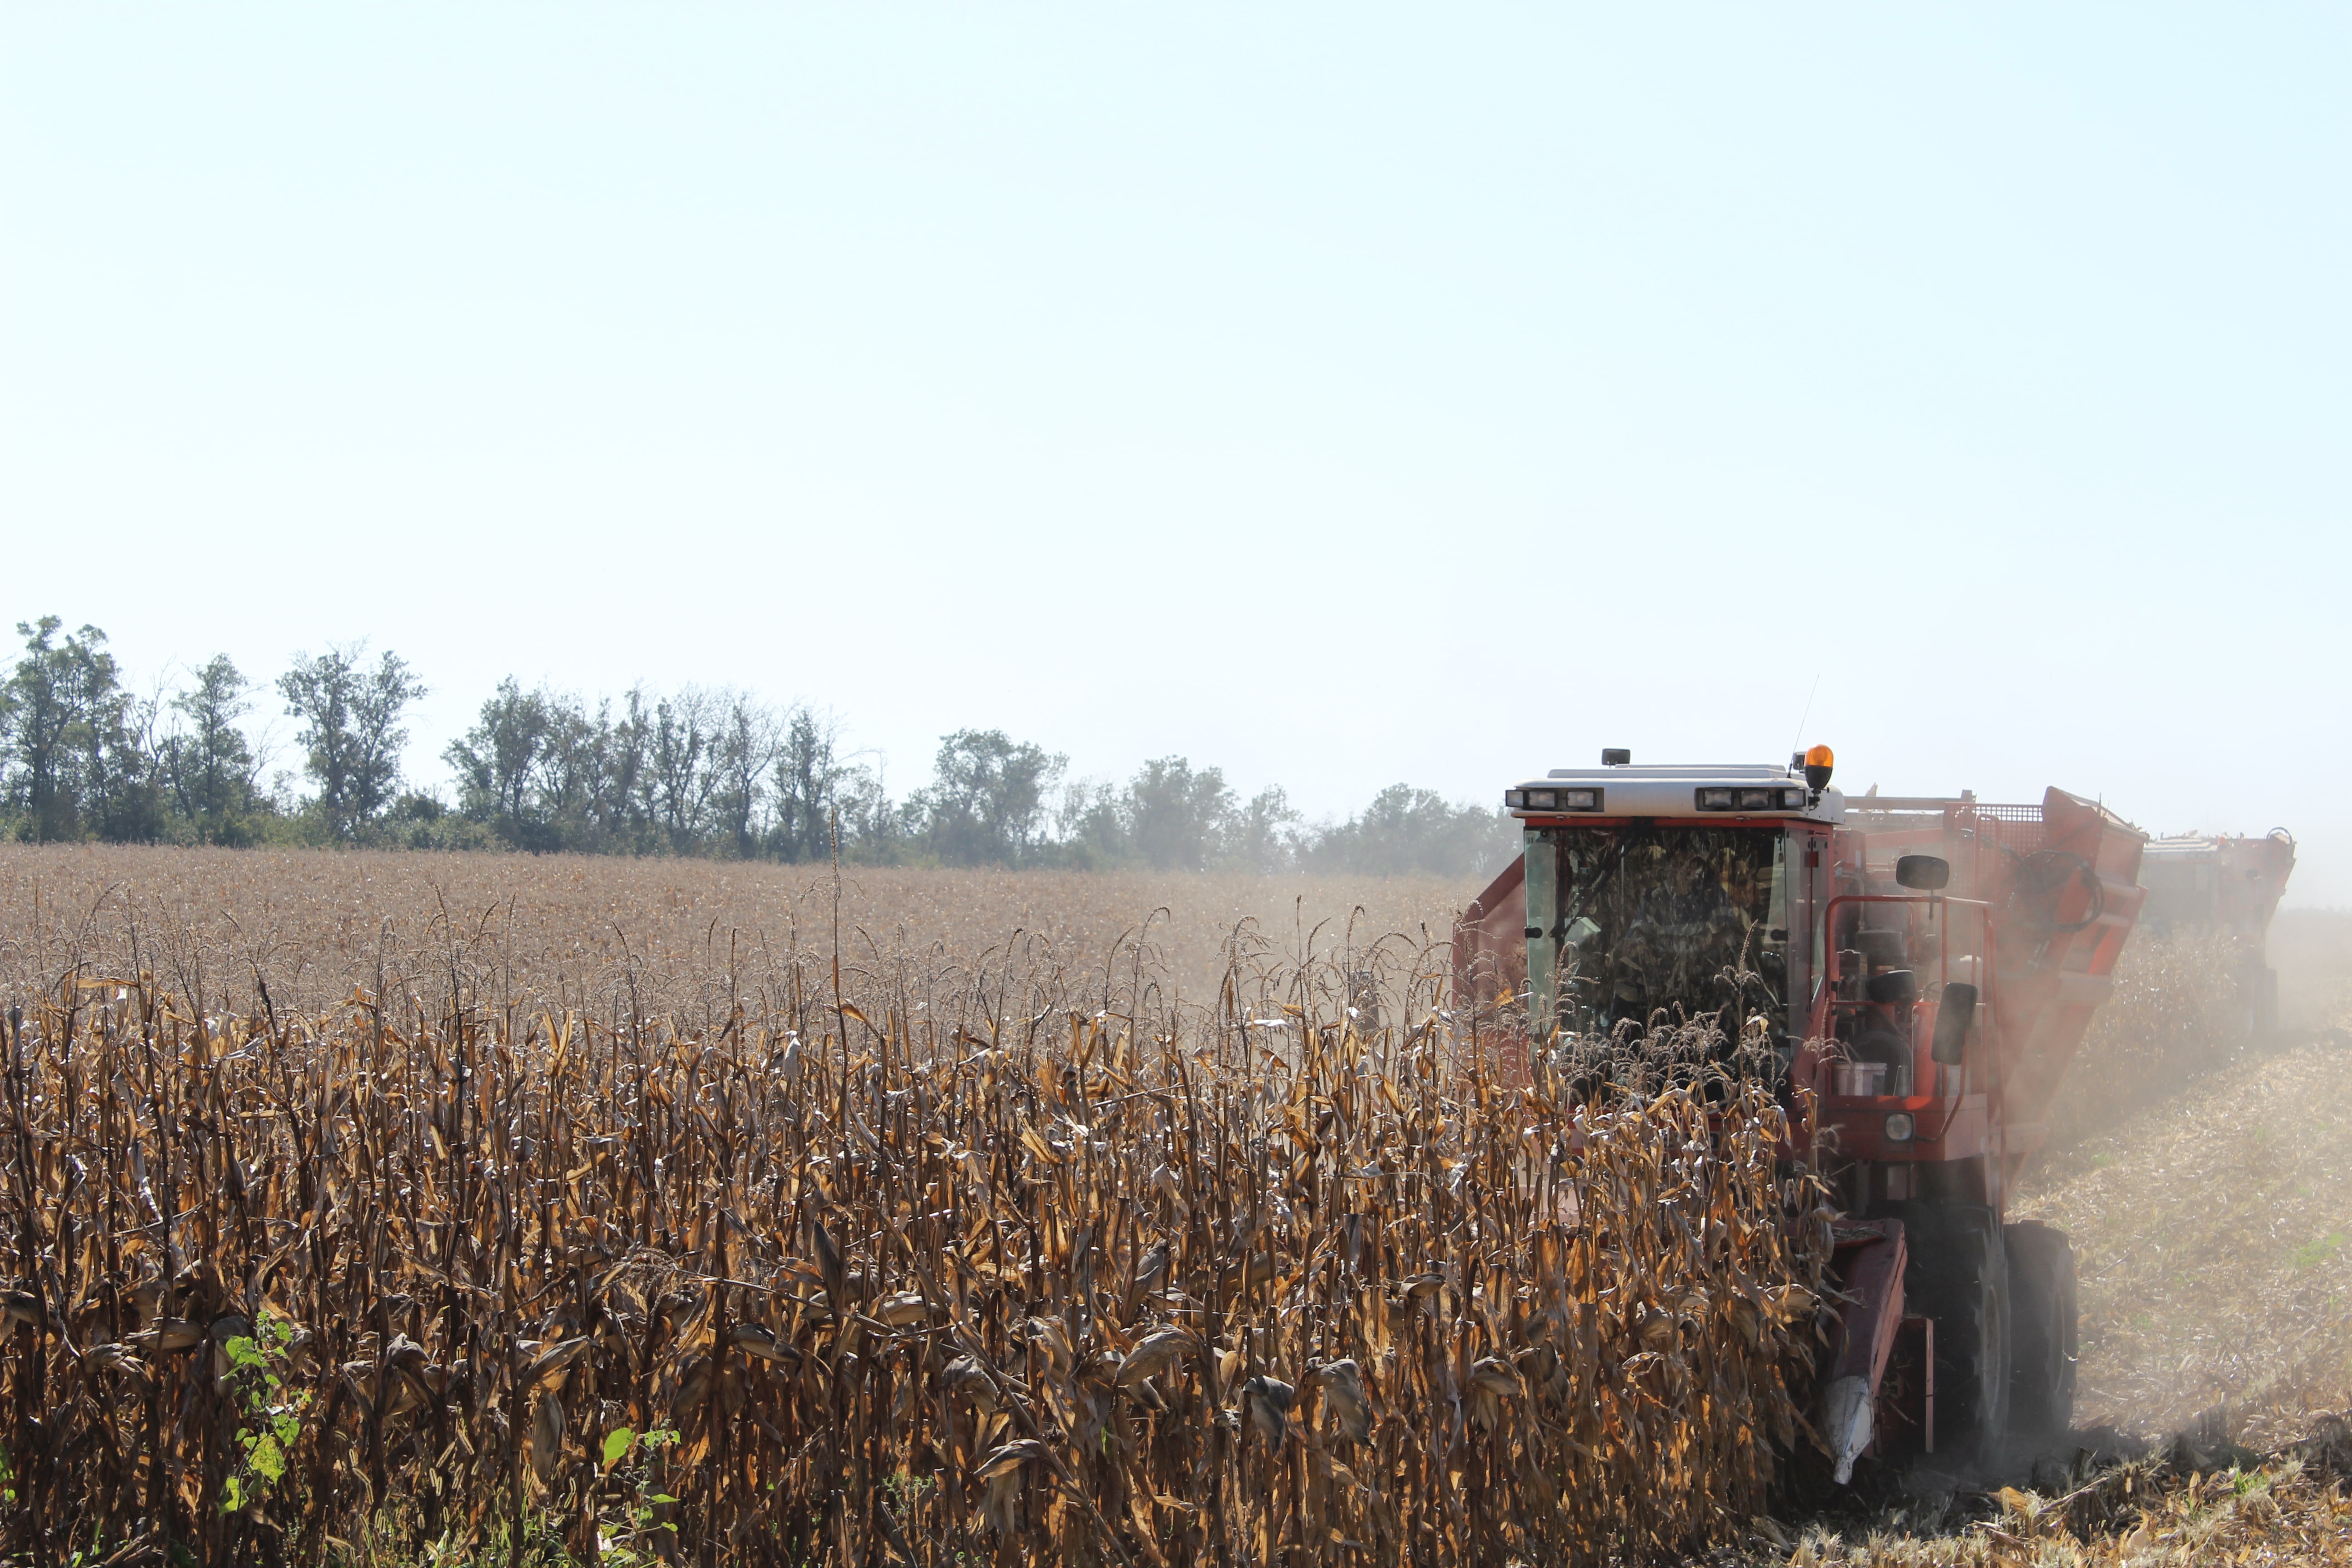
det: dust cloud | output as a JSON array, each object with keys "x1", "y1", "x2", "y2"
[
  {"x1": 2272, "y1": 908, "x2": 2352, "y2": 1031},
  {"x1": 2015, "y1": 914, "x2": 2352, "y2": 1449}
]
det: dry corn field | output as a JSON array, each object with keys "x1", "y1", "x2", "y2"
[
  {"x1": 0, "y1": 844, "x2": 1483, "y2": 1019},
  {"x1": 12, "y1": 845, "x2": 2352, "y2": 1568},
  {"x1": 0, "y1": 846, "x2": 1837, "y2": 1567}
]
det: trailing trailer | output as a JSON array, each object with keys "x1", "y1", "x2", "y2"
[{"x1": 2138, "y1": 828, "x2": 2296, "y2": 1036}]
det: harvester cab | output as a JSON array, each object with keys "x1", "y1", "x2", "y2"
[{"x1": 1456, "y1": 748, "x2": 2149, "y2": 1480}]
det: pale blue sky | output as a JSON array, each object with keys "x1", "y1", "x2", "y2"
[{"x1": 5, "y1": 7, "x2": 2347, "y2": 895}]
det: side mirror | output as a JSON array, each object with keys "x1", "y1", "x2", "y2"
[
  {"x1": 1896, "y1": 854, "x2": 1950, "y2": 891},
  {"x1": 1932, "y1": 981, "x2": 1978, "y2": 1064}
]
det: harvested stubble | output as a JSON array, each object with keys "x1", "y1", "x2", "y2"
[
  {"x1": 2016, "y1": 1032, "x2": 2352, "y2": 1446},
  {"x1": 1762, "y1": 1448, "x2": 2352, "y2": 1566},
  {"x1": 0, "y1": 936, "x2": 1833, "y2": 1567}
]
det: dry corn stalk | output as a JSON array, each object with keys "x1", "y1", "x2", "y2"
[{"x1": 0, "y1": 929, "x2": 1831, "y2": 1567}]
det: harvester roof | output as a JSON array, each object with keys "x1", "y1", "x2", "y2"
[{"x1": 1502, "y1": 760, "x2": 1847, "y2": 823}]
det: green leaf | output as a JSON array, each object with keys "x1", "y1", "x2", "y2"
[{"x1": 602, "y1": 1428, "x2": 636, "y2": 1471}]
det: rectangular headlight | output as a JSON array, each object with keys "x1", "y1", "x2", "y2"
[
  {"x1": 1524, "y1": 788, "x2": 1558, "y2": 810},
  {"x1": 1559, "y1": 788, "x2": 1600, "y2": 810},
  {"x1": 1504, "y1": 789, "x2": 1527, "y2": 809},
  {"x1": 1734, "y1": 788, "x2": 1775, "y2": 809},
  {"x1": 1696, "y1": 788, "x2": 1733, "y2": 810},
  {"x1": 1781, "y1": 788, "x2": 1806, "y2": 808}
]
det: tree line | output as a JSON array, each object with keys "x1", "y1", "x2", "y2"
[{"x1": 0, "y1": 617, "x2": 1518, "y2": 878}]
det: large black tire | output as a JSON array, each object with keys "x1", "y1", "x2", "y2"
[
  {"x1": 1886, "y1": 1202, "x2": 2009, "y2": 1470},
  {"x1": 2006, "y1": 1221, "x2": 2078, "y2": 1442}
]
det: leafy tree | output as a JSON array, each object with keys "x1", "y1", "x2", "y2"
[
  {"x1": 0, "y1": 631, "x2": 1518, "y2": 878},
  {"x1": 834, "y1": 759, "x2": 906, "y2": 863},
  {"x1": 278, "y1": 644, "x2": 425, "y2": 840},
  {"x1": 1225, "y1": 785, "x2": 1303, "y2": 874},
  {"x1": 536, "y1": 689, "x2": 654, "y2": 853},
  {"x1": 772, "y1": 706, "x2": 852, "y2": 863},
  {"x1": 1050, "y1": 765, "x2": 1295, "y2": 873},
  {"x1": 645, "y1": 688, "x2": 716, "y2": 854},
  {"x1": 162, "y1": 654, "x2": 265, "y2": 843},
  {"x1": 445, "y1": 678, "x2": 557, "y2": 849},
  {"x1": 1126, "y1": 756, "x2": 1237, "y2": 872},
  {"x1": 1053, "y1": 778, "x2": 1130, "y2": 867},
  {"x1": 710, "y1": 692, "x2": 777, "y2": 862},
  {"x1": 1, "y1": 617, "x2": 156, "y2": 841},
  {"x1": 910, "y1": 730, "x2": 1065, "y2": 867},
  {"x1": 441, "y1": 680, "x2": 810, "y2": 861},
  {"x1": 1300, "y1": 784, "x2": 1517, "y2": 879}
]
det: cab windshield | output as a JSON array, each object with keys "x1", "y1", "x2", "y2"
[{"x1": 1536, "y1": 824, "x2": 1788, "y2": 1038}]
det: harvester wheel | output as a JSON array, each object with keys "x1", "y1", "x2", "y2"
[
  {"x1": 1886, "y1": 1202, "x2": 2009, "y2": 1470},
  {"x1": 2005, "y1": 1221, "x2": 2078, "y2": 1441}
]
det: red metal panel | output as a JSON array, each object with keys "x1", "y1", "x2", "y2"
[
  {"x1": 1453, "y1": 855, "x2": 1530, "y2": 1083},
  {"x1": 1891, "y1": 1315, "x2": 1935, "y2": 1455},
  {"x1": 1451, "y1": 855, "x2": 1526, "y2": 1009},
  {"x1": 1828, "y1": 1220, "x2": 1909, "y2": 1392}
]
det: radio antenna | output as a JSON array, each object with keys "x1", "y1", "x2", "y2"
[{"x1": 1788, "y1": 674, "x2": 1821, "y2": 761}]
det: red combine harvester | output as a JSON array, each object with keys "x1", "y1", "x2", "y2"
[
  {"x1": 1455, "y1": 747, "x2": 2147, "y2": 1479},
  {"x1": 2137, "y1": 829, "x2": 2296, "y2": 1036}
]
